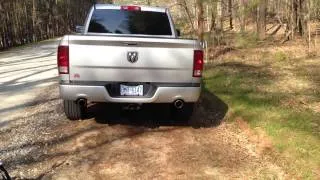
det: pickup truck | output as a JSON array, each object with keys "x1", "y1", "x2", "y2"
[{"x1": 57, "y1": 4, "x2": 204, "y2": 122}]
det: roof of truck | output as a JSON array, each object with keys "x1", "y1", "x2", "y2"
[{"x1": 94, "y1": 4, "x2": 167, "y2": 13}]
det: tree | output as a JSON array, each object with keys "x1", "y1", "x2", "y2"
[
  {"x1": 240, "y1": 0, "x2": 246, "y2": 32},
  {"x1": 0, "y1": 0, "x2": 96, "y2": 50},
  {"x1": 196, "y1": 0, "x2": 204, "y2": 41},
  {"x1": 228, "y1": 0, "x2": 233, "y2": 29},
  {"x1": 257, "y1": 0, "x2": 267, "y2": 39},
  {"x1": 0, "y1": 0, "x2": 317, "y2": 50},
  {"x1": 32, "y1": 0, "x2": 37, "y2": 42}
]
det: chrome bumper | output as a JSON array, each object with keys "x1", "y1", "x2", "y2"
[{"x1": 59, "y1": 85, "x2": 201, "y2": 103}]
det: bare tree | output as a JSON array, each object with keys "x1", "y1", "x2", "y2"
[
  {"x1": 240, "y1": 0, "x2": 246, "y2": 32},
  {"x1": 0, "y1": 0, "x2": 317, "y2": 50},
  {"x1": 257, "y1": 0, "x2": 267, "y2": 39},
  {"x1": 228, "y1": 0, "x2": 233, "y2": 29},
  {"x1": 196, "y1": 0, "x2": 204, "y2": 41},
  {"x1": 0, "y1": 0, "x2": 96, "y2": 50}
]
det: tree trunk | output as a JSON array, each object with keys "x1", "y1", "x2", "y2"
[
  {"x1": 305, "y1": 0, "x2": 311, "y2": 53},
  {"x1": 196, "y1": 0, "x2": 204, "y2": 41},
  {"x1": 217, "y1": 0, "x2": 223, "y2": 31},
  {"x1": 299, "y1": 0, "x2": 308, "y2": 37},
  {"x1": 293, "y1": 0, "x2": 298, "y2": 34},
  {"x1": 257, "y1": 0, "x2": 267, "y2": 39},
  {"x1": 228, "y1": 0, "x2": 233, "y2": 29},
  {"x1": 32, "y1": 0, "x2": 37, "y2": 42},
  {"x1": 240, "y1": 0, "x2": 246, "y2": 32}
]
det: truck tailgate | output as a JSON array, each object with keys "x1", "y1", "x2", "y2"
[{"x1": 68, "y1": 35, "x2": 198, "y2": 83}]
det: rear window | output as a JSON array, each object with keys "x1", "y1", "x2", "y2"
[{"x1": 88, "y1": 9, "x2": 172, "y2": 36}]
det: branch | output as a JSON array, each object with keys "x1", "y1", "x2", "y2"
[{"x1": 172, "y1": 1, "x2": 196, "y2": 35}]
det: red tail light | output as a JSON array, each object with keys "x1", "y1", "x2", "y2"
[
  {"x1": 193, "y1": 50, "x2": 204, "y2": 77},
  {"x1": 57, "y1": 46, "x2": 69, "y2": 74},
  {"x1": 121, "y1": 6, "x2": 141, "y2": 11}
]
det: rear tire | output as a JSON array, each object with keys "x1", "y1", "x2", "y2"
[{"x1": 64, "y1": 100, "x2": 86, "y2": 120}]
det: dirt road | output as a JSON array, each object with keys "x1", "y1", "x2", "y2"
[{"x1": 0, "y1": 40, "x2": 287, "y2": 179}]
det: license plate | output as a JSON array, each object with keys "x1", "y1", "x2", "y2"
[{"x1": 120, "y1": 85, "x2": 143, "y2": 96}]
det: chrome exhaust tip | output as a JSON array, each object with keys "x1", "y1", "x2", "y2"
[
  {"x1": 174, "y1": 99, "x2": 184, "y2": 109},
  {"x1": 77, "y1": 98, "x2": 87, "y2": 106}
]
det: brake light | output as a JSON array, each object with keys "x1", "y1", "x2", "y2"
[
  {"x1": 193, "y1": 50, "x2": 204, "y2": 77},
  {"x1": 121, "y1": 6, "x2": 141, "y2": 11},
  {"x1": 57, "y1": 46, "x2": 69, "y2": 74}
]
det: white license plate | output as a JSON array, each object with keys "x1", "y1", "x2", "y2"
[{"x1": 120, "y1": 85, "x2": 143, "y2": 96}]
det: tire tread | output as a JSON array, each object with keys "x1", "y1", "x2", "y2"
[{"x1": 64, "y1": 100, "x2": 82, "y2": 120}]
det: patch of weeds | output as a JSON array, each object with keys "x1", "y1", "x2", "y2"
[
  {"x1": 274, "y1": 51, "x2": 288, "y2": 61},
  {"x1": 274, "y1": 141, "x2": 288, "y2": 153},
  {"x1": 258, "y1": 168, "x2": 279, "y2": 180},
  {"x1": 234, "y1": 32, "x2": 259, "y2": 49},
  {"x1": 307, "y1": 50, "x2": 318, "y2": 58},
  {"x1": 204, "y1": 32, "x2": 227, "y2": 46}
]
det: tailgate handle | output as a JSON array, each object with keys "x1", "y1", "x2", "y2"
[{"x1": 123, "y1": 42, "x2": 138, "y2": 46}]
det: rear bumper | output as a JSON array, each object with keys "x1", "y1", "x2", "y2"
[{"x1": 59, "y1": 84, "x2": 201, "y2": 103}]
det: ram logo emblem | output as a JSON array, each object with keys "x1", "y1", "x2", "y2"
[{"x1": 127, "y1": 52, "x2": 138, "y2": 63}]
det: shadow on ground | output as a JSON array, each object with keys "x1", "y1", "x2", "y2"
[
  {"x1": 84, "y1": 89, "x2": 229, "y2": 128},
  {"x1": 1, "y1": 83, "x2": 229, "y2": 179}
]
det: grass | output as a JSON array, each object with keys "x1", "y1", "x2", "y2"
[
  {"x1": 203, "y1": 37, "x2": 320, "y2": 179},
  {"x1": 234, "y1": 32, "x2": 260, "y2": 49},
  {"x1": 274, "y1": 51, "x2": 288, "y2": 61}
]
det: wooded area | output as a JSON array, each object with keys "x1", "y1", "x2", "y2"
[
  {"x1": 170, "y1": 0, "x2": 319, "y2": 42},
  {"x1": 1, "y1": 0, "x2": 319, "y2": 50},
  {"x1": 0, "y1": 0, "x2": 111, "y2": 50}
]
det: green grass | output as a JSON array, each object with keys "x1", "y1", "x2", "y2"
[
  {"x1": 274, "y1": 51, "x2": 289, "y2": 61},
  {"x1": 203, "y1": 63, "x2": 320, "y2": 179}
]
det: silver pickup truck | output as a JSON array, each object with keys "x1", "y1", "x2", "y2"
[{"x1": 57, "y1": 4, "x2": 203, "y2": 120}]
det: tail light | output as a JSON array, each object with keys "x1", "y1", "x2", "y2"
[
  {"x1": 57, "y1": 46, "x2": 69, "y2": 74},
  {"x1": 121, "y1": 6, "x2": 141, "y2": 11},
  {"x1": 193, "y1": 50, "x2": 204, "y2": 77}
]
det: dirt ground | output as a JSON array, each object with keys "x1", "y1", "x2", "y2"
[
  {"x1": 0, "y1": 84, "x2": 289, "y2": 180},
  {"x1": 0, "y1": 39, "x2": 292, "y2": 179}
]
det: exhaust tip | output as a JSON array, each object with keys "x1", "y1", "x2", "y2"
[
  {"x1": 174, "y1": 99, "x2": 184, "y2": 109},
  {"x1": 77, "y1": 98, "x2": 87, "y2": 106}
]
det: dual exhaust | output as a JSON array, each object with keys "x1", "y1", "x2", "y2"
[
  {"x1": 123, "y1": 100, "x2": 184, "y2": 110},
  {"x1": 76, "y1": 98, "x2": 185, "y2": 110}
]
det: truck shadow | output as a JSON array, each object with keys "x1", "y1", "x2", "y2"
[{"x1": 86, "y1": 90, "x2": 229, "y2": 128}]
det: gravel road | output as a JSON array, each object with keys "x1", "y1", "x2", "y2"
[
  {"x1": 0, "y1": 40, "x2": 59, "y2": 123},
  {"x1": 0, "y1": 40, "x2": 288, "y2": 179}
]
